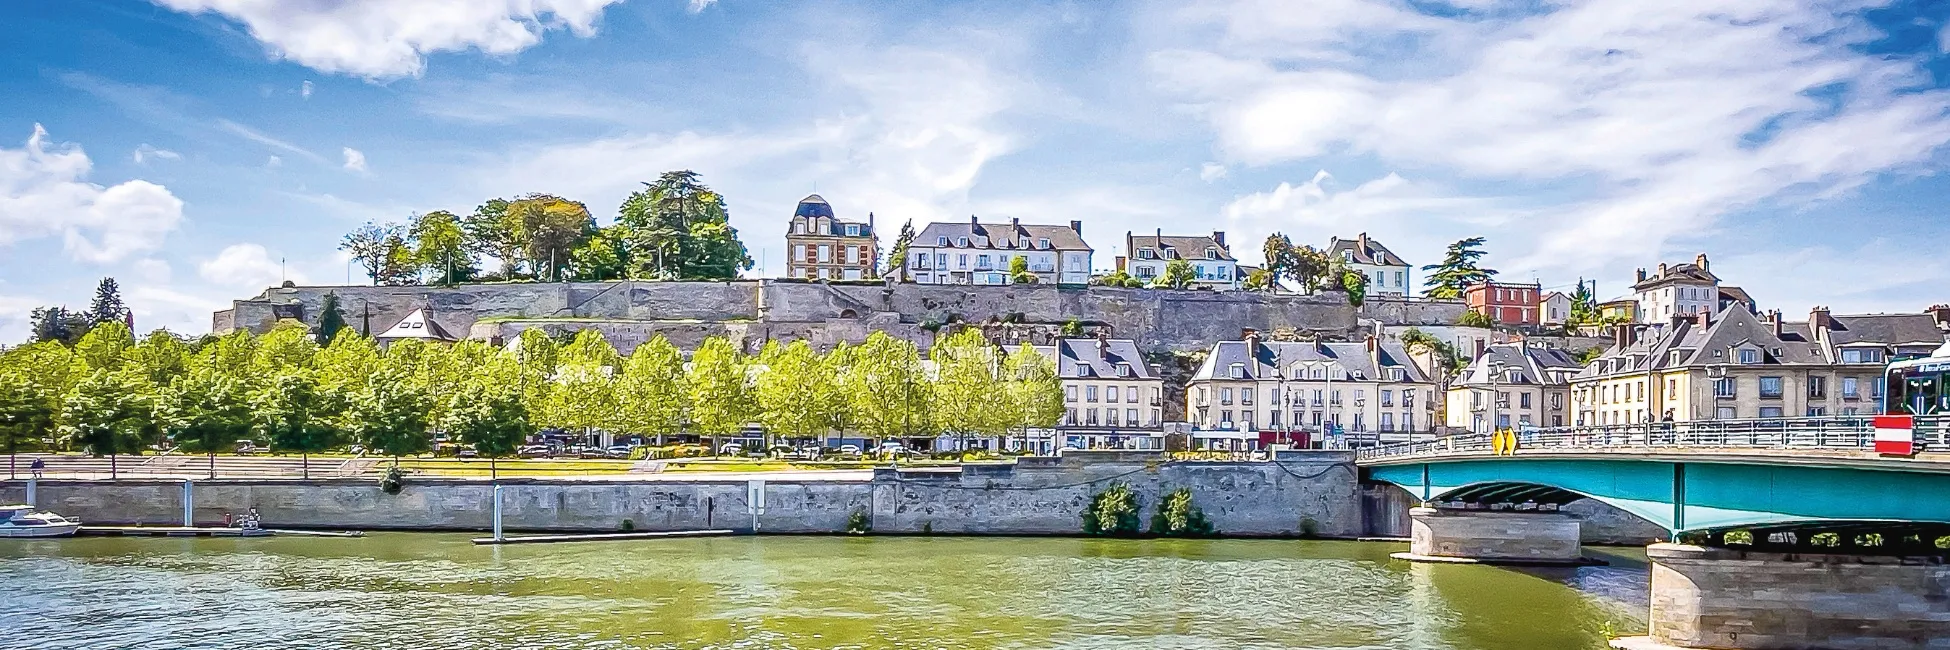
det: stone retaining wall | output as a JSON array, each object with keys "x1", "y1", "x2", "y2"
[
  {"x1": 1644, "y1": 543, "x2": 1950, "y2": 650},
  {"x1": 1408, "y1": 507, "x2": 1584, "y2": 561}
]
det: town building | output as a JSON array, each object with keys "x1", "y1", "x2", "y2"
[
  {"x1": 1719, "y1": 286, "x2": 1758, "y2": 316},
  {"x1": 1597, "y1": 297, "x2": 1638, "y2": 323},
  {"x1": 1444, "y1": 343, "x2": 1583, "y2": 432},
  {"x1": 1540, "y1": 291, "x2": 1572, "y2": 326},
  {"x1": 1463, "y1": 281, "x2": 1542, "y2": 326},
  {"x1": 375, "y1": 308, "x2": 458, "y2": 347},
  {"x1": 1187, "y1": 331, "x2": 1436, "y2": 449},
  {"x1": 784, "y1": 194, "x2": 878, "y2": 281},
  {"x1": 1327, "y1": 233, "x2": 1412, "y2": 297},
  {"x1": 1123, "y1": 230, "x2": 1239, "y2": 289},
  {"x1": 906, "y1": 217, "x2": 1092, "y2": 285},
  {"x1": 1570, "y1": 307, "x2": 1947, "y2": 425},
  {"x1": 1632, "y1": 253, "x2": 1719, "y2": 323},
  {"x1": 1039, "y1": 336, "x2": 1166, "y2": 452}
]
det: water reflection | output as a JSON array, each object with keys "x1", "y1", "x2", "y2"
[{"x1": 0, "y1": 535, "x2": 1644, "y2": 650}]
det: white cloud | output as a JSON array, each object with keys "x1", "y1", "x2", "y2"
[
  {"x1": 0, "y1": 125, "x2": 185, "y2": 263},
  {"x1": 1198, "y1": 162, "x2": 1227, "y2": 182},
  {"x1": 1221, "y1": 169, "x2": 1528, "y2": 266},
  {"x1": 217, "y1": 118, "x2": 324, "y2": 163},
  {"x1": 301, "y1": 79, "x2": 313, "y2": 99},
  {"x1": 132, "y1": 144, "x2": 181, "y2": 164},
  {"x1": 266, "y1": 155, "x2": 282, "y2": 168},
  {"x1": 342, "y1": 147, "x2": 368, "y2": 173},
  {"x1": 199, "y1": 242, "x2": 297, "y2": 287},
  {"x1": 1154, "y1": 0, "x2": 1950, "y2": 275},
  {"x1": 688, "y1": 0, "x2": 716, "y2": 14},
  {"x1": 153, "y1": 0, "x2": 628, "y2": 79}
]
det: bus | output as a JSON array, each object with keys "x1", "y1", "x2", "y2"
[{"x1": 1884, "y1": 348, "x2": 1950, "y2": 415}]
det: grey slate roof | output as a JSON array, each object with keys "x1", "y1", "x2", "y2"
[
  {"x1": 1632, "y1": 261, "x2": 1719, "y2": 290},
  {"x1": 1193, "y1": 339, "x2": 1430, "y2": 383},
  {"x1": 1036, "y1": 338, "x2": 1156, "y2": 380},
  {"x1": 1826, "y1": 313, "x2": 1945, "y2": 347},
  {"x1": 1455, "y1": 344, "x2": 1582, "y2": 387},
  {"x1": 1575, "y1": 308, "x2": 1829, "y2": 380},
  {"x1": 1326, "y1": 234, "x2": 1407, "y2": 267},
  {"x1": 1128, "y1": 233, "x2": 1233, "y2": 262},
  {"x1": 915, "y1": 219, "x2": 1091, "y2": 251}
]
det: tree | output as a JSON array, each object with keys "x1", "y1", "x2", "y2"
[
  {"x1": 463, "y1": 197, "x2": 523, "y2": 279},
  {"x1": 126, "y1": 329, "x2": 192, "y2": 387},
  {"x1": 444, "y1": 354, "x2": 527, "y2": 479},
  {"x1": 616, "y1": 171, "x2": 752, "y2": 280},
  {"x1": 1399, "y1": 328, "x2": 1464, "y2": 377},
  {"x1": 87, "y1": 277, "x2": 130, "y2": 328},
  {"x1": 164, "y1": 365, "x2": 254, "y2": 479},
  {"x1": 1003, "y1": 344, "x2": 1064, "y2": 451},
  {"x1": 1094, "y1": 270, "x2": 1145, "y2": 288},
  {"x1": 73, "y1": 321, "x2": 135, "y2": 373},
  {"x1": 378, "y1": 231, "x2": 419, "y2": 286},
  {"x1": 1152, "y1": 258, "x2": 1196, "y2": 290},
  {"x1": 256, "y1": 370, "x2": 340, "y2": 479},
  {"x1": 616, "y1": 335, "x2": 688, "y2": 444},
  {"x1": 843, "y1": 332, "x2": 931, "y2": 443},
  {"x1": 60, "y1": 369, "x2": 158, "y2": 479},
  {"x1": 252, "y1": 322, "x2": 318, "y2": 378},
  {"x1": 1260, "y1": 233, "x2": 1295, "y2": 293},
  {"x1": 569, "y1": 227, "x2": 630, "y2": 281},
  {"x1": 1339, "y1": 265, "x2": 1370, "y2": 307},
  {"x1": 686, "y1": 336, "x2": 755, "y2": 455},
  {"x1": 1008, "y1": 255, "x2": 1038, "y2": 284},
  {"x1": 1421, "y1": 237, "x2": 1498, "y2": 299},
  {"x1": 1243, "y1": 268, "x2": 1276, "y2": 292},
  {"x1": 544, "y1": 330, "x2": 620, "y2": 443},
  {"x1": 931, "y1": 328, "x2": 1006, "y2": 447},
  {"x1": 755, "y1": 340, "x2": 833, "y2": 448},
  {"x1": 508, "y1": 194, "x2": 595, "y2": 281},
  {"x1": 409, "y1": 210, "x2": 476, "y2": 286},
  {"x1": 29, "y1": 307, "x2": 90, "y2": 346},
  {"x1": 342, "y1": 222, "x2": 400, "y2": 286},
  {"x1": 513, "y1": 328, "x2": 560, "y2": 427},
  {"x1": 316, "y1": 294, "x2": 349, "y2": 346},
  {"x1": 0, "y1": 343, "x2": 73, "y2": 478},
  {"x1": 1457, "y1": 309, "x2": 1495, "y2": 328},
  {"x1": 1287, "y1": 245, "x2": 1333, "y2": 293},
  {"x1": 884, "y1": 219, "x2": 916, "y2": 280},
  {"x1": 1568, "y1": 278, "x2": 1599, "y2": 326},
  {"x1": 348, "y1": 365, "x2": 433, "y2": 464}
]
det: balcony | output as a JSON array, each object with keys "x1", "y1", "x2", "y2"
[{"x1": 1030, "y1": 264, "x2": 1056, "y2": 273}]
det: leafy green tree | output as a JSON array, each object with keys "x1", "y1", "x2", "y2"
[
  {"x1": 616, "y1": 171, "x2": 752, "y2": 280},
  {"x1": 1260, "y1": 233, "x2": 1295, "y2": 293},
  {"x1": 1287, "y1": 245, "x2": 1333, "y2": 293},
  {"x1": 1457, "y1": 309, "x2": 1495, "y2": 328},
  {"x1": 756, "y1": 340, "x2": 835, "y2": 448},
  {"x1": 1094, "y1": 270, "x2": 1144, "y2": 288},
  {"x1": 1399, "y1": 328, "x2": 1464, "y2": 377},
  {"x1": 686, "y1": 336, "x2": 755, "y2": 455},
  {"x1": 1568, "y1": 278, "x2": 1599, "y2": 326},
  {"x1": 199, "y1": 330, "x2": 260, "y2": 375},
  {"x1": 1243, "y1": 268, "x2": 1276, "y2": 292},
  {"x1": 256, "y1": 370, "x2": 341, "y2": 479},
  {"x1": 60, "y1": 369, "x2": 159, "y2": 479},
  {"x1": 252, "y1": 322, "x2": 318, "y2": 378},
  {"x1": 513, "y1": 328, "x2": 561, "y2": 427},
  {"x1": 444, "y1": 354, "x2": 528, "y2": 479},
  {"x1": 87, "y1": 277, "x2": 130, "y2": 328},
  {"x1": 126, "y1": 329, "x2": 192, "y2": 387},
  {"x1": 616, "y1": 335, "x2": 688, "y2": 444},
  {"x1": 1152, "y1": 258, "x2": 1196, "y2": 289},
  {"x1": 1421, "y1": 237, "x2": 1498, "y2": 299},
  {"x1": 30, "y1": 307, "x2": 91, "y2": 346},
  {"x1": 1008, "y1": 255, "x2": 1038, "y2": 284},
  {"x1": 507, "y1": 194, "x2": 595, "y2": 282},
  {"x1": 843, "y1": 332, "x2": 932, "y2": 443},
  {"x1": 349, "y1": 365, "x2": 433, "y2": 464},
  {"x1": 0, "y1": 343, "x2": 73, "y2": 477},
  {"x1": 164, "y1": 365, "x2": 254, "y2": 479},
  {"x1": 463, "y1": 197, "x2": 523, "y2": 278},
  {"x1": 1339, "y1": 265, "x2": 1370, "y2": 307},
  {"x1": 342, "y1": 222, "x2": 402, "y2": 286},
  {"x1": 545, "y1": 330, "x2": 620, "y2": 442},
  {"x1": 1003, "y1": 344, "x2": 1064, "y2": 450},
  {"x1": 73, "y1": 321, "x2": 135, "y2": 373},
  {"x1": 316, "y1": 294, "x2": 350, "y2": 345},
  {"x1": 931, "y1": 328, "x2": 1006, "y2": 447},
  {"x1": 410, "y1": 210, "x2": 476, "y2": 286},
  {"x1": 378, "y1": 231, "x2": 420, "y2": 285},
  {"x1": 884, "y1": 219, "x2": 916, "y2": 280},
  {"x1": 569, "y1": 227, "x2": 631, "y2": 281}
]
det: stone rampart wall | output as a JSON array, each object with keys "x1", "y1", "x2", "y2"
[{"x1": 1645, "y1": 544, "x2": 1950, "y2": 650}]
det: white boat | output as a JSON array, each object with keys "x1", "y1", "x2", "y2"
[{"x1": 0, "y1": 504, "x2": 81, "y2": 538}]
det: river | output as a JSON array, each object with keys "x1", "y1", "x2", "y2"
[{"x1": 0, "y1": 535, "x2": 1646, "y2": 649}]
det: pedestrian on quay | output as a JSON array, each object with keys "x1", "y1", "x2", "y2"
[{"x1": 29, "y1": 457, "x2": 44, "y2": 479}]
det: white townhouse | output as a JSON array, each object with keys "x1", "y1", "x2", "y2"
[
  {"x1": 1187, "y1": 331, "x2": 1437, "y2": 450},
  {"x1": 907, "y1": 217, "x2": 1093, "y2": 286},
  {"x1": 1326, "y1": 233, "x2": 1412, "y2": 297},
  {"x1": 1122, "y1": 230, "x2": 1240, "y2": 290}
]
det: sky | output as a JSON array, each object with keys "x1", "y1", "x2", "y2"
[{"x1": 4, "y1": 0, "x2": 1950, "y2": 341}]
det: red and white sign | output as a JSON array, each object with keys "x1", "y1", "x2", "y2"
[{"x1": 1874, "y1": 414, "x2": 1915, "y2": 456}]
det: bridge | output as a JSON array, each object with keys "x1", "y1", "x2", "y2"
[{"x1": 1354, "y1": 416, "x2": 1950, "y2": 650}]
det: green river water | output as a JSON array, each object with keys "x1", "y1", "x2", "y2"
[{"x1": 0, "y1": 534, "x2": 1647, "y2": 650}]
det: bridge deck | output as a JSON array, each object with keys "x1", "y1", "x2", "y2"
[{"x1": 1358, "y1": 446, "x2": 1950, "y2": 472}]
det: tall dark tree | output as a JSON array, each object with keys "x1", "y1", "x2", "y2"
[
  {"x1": 29, "y1": 307, "x2": 90, "y2": 346},
  {"x1": 462, "y1": 198, "x2": 523, "y2": 278},
  {"x1": 884, "y1": 219, "x2": 916, "y2": 281},
  {"x1": 409, "y1": 210, "x2": 477, "y2": 286},
  {"x1": 1421, "y1": 237, "x2": 1499, "y2": 299},
  {"x1": 1260, "y1": 233, "x2": 1295, "y2": 293},
  {"x1": 507, "y1": 194, "x2": 595, "y2": 282},
  {"x1": 616, "y1": 171, "x2": 752, "y2": 280},
  {"x1": 87, "y1": 278, "x2": 130, "y2": 328},
  {"x1": 316, "y1": 294, "x2": 349, "y2": 346},
  {"x1": 1568, "y1": 278, "x2": 1599, "y2": 326},
  {"x1": 341, "y1": 222, "x2": 400, "y2": 286}
]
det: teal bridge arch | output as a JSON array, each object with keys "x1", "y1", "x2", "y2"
[{"x1": 1364, "y1": 458, "x2": 1950, "y2": 533}]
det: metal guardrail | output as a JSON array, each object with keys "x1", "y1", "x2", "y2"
[{"x1": 1354, "y1": 416, "x2": 1950, "y2": 462}]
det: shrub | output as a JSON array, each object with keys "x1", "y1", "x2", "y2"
[
  {"x1": 1149, "y1": 488, "x2": 1214, "y2": 537},
  {"x1": 846, "y1": 509, "x2": 871, "y2": 534},
  {"x1": 378, "y1": 467, "x2": 405, "y2": 495},
  {"x1": 1298, "y1": 516, "x2": 1319, "y2": 538},
  {"x1": 1081, "y1": 483, "x2": 1143, "y2": 536},
  {"x1": 620, "y1": 518, "x2": 636, "y2": 531}
]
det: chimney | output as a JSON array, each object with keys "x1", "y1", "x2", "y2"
[
  {"x1": 1696, "y1": 253, "x2": 1709, "y2": 270},
  {"x1": 1242, "y1": 328, "x2": 1261, "y2": 351},
  {"x1": 969, "y1": 215, "x2": 978, "y2": 227},
  {"x1": 1212, "y1": 231, "x2": 1225, "y2": 247},
  {"x1": 1769, "y1": 310, "x2": 1783, "y2": 337},
  {"x1": 1114, "y1": 255, "x2": 1127, "y2": 272},
  {"x1": 1657, "y1": 262, "x2": 1668, "y2": 277},
  {"x1": 1071, "y1": 220, "x2": 1083, "y2": 236},
  {"x1": 1011, "y1": 217, "x2": 1020, "y2": 231},
  {"x1": 1636, "y1": 268, "x2": 1647, "y2": 282},
  {"x1": 1366, "y1": 334, "x2": 1381, "y2": 371},
  {"x1": 1928, "y1": 304, "x2": 1950, "y2": 331},
  {"x1": 1096, "y1": 329, "x2": 1109, "y2": 358},
  {"x1": 1809, "y1": 305, "x2": 1833, "y2": 330}
]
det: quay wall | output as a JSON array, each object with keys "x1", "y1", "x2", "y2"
[
  {"x1": 0, "y1": 452, "x2": 1363, "y2": 537},
  {"x1": 214, "y1": 280, "x2": 1466, "y2": 353},
  {"x1": 1644, "y1": 544, "x2": 1950, "y2": 649}
]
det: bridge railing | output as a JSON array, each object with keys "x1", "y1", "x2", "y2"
[{"x1": 1355, "y1": 416, "x2": 1950, "y2": 462}]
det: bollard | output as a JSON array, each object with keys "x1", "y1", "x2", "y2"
[
  {"x1": 747, "y1": 479, "x2": 766, "y2": 533},
  {"x1": 25, "y1": 478, "x2": 36, "y2": 508},
  {"x1": 492, "y1": 485, "x2": 504, "y2": 542},
  {"x1": 182, "y1": 480, "x2": 194, "y2": 527}
]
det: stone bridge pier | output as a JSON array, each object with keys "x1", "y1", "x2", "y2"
[
  {"x1": 1613, "y1": 544, "x2": 1950, "y2": 650},
  {"x1": 1392, "y1": 506, "x2": 1597, "y2": 565}
]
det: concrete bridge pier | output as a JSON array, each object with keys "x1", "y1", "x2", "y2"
[
  {"x1": 1612, "y1": 544, "x2": 1950, "y2": 650},
  {"x1": 1391, "y1": 506, "x2": 1597, "y2": 565}
]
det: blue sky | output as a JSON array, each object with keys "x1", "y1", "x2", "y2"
[{"x1": 4, "y1": 0, "x2": 1950, "y2": 340}]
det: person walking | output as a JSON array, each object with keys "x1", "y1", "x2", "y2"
[{"x1": 29, "y1": 457, "x2": 44, "y2": 479}]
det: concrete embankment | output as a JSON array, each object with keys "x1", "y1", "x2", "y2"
[{"x1": 0, "y1": 452, "x2": 1365, "y2": 537}]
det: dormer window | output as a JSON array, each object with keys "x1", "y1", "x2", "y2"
[
  {"x1": 936, "y1": 236, "x2": 949, "y2": 246},
  {"x1": 1206, "y1": 247, "x2": 1218, "y2": 260},
  {"x1": 1037, "y1": 238, "x2": 1050, "y2": 249},
  {"x1": 1117, "y1": 365, "x2": 1131, "y2": 378},
  {"x1": 1738, "y1": 348, "x2": 1760, "y2": 364},
  {"x1": 956, "y1": 236, "x2": 969, "y2": 248},
  {"x1": 793, "y1": 221, "x2": 805, "y2": 234},
  {"x1": 1165, "y1": 249, "x2": 1179, "y2": 260},
  {"x1": 1343, "y1": 250, "x2": 1353, "y2": 261},
  {"x1": 1228, "y1": 363, "x2": 1245, "y2": 379},
  {"x1": 1018, "y1": 236, "x2": 1028, "y2": 248},
  {"x1": 1138, "y1": 248, "x2": 1155, "y2": 260},
  {"x1": 845, "y1": 224, "x2": 860, "y2": 236}
]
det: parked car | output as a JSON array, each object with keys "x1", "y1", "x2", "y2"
[
  {"x1": 838, "y1": 444, "x2": 861, "y2": 455},
  {"x1": 718, "y1": 443, "x2": 744, "y2": 456},
  {"x1": 606, "y1": 445, "x2": 635, "y2": 459},
  {"x1": 457, "y1": 448, "x2": 479, "y2": 459},
  {"x1": 517, "y1": 445, "x2": 555, "y2": 459}
]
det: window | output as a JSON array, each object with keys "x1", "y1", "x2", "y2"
[
  {"x1": 1228, "y1": 363, "x2": 1246, "y2": 379},
  {"x1": 1714, "y1": 378, "x2": 1736, "y2": 398},
  {"x1": 1873, "y1": 377, "x2": 1886, "y2": 399},
  {"x1": 1127, "y1": 408, "x2": 1139, "y2": 425},
  {"x1": 1065, "y1": 386, "x2": 1077, "y2": 402},
  {"x1": 1353, "y1": 413, "x2": 1365, "y2": 431},
  {"x1": 1127, "y1": 387, "x2": 1139, "y2": 403},
  {"x1": 1107, "y1": 409, "x2": 1120, "y2": 427},
  {"x1": 1668, "y1": 378, "x2": 1678, "y2": 398},
  {"x1": 1242, "y1": 389, "x2": 1254, "y2": 406},
  {"x1": 1716, "y1": 406, "x2": 1736, "y2": 420},
  {"x1": 793, "y1": 246, "x2": 806, "y2": 262},
  {"x1": 957, "y1": 254, "x2": 968, "y2": 268},
  {"x1": 1205, "y1": 247, "x2": 1218, "y2": 260},
  {"x1": 1808, "y1": 376, "x2": 1826, "y2": 399},
  {"x1": 1087, "y1": 386, "x2": 1099, "y2": 402},
  {"x1": 1759, "y1": 406, "x2": 1785, "y2": 419},
  {"x1": 1842, "y1": 349, "x2": 1863, "y2": 363},
  {"x1": 846, "y1": 224, "x2": 860, "y2": 236},
  {"x1": 956, "y1": 237, "x2": 968, "y2": 247},
  {"x1": 1842, "y1": 377, "x2": 1859, "y2": 398},
  {"x1": 1739, "y1": 348, "x2": 1760, "y2": 364},
  {"x1": 1520, "y1": 393, "x2": 1532, "y2": 409},
  {"x1": 1403, "y1": 413, "x2": 1414, "y2": 430},
  {"x1": 1381, "y1": 390, "x2": 1394, "y2": 407},
  {"x1": 936, "y1": 236, "x2": 948, "y2": 246},
  {"x1": 1270, "y1": 410, "x2": 1282, "y2": 427},
  {"x1": 1394, "y1": 271, "x2": 1404, "y2": 287},
  {"x1": 1219, "y1": 388, "x2": 1232, "y2": 405},
  {"x1": 976, "y1": 254, "x2": 990, "y2": 269},
  {"x1": 1065, "y1": 408, "x2": 1077, "y2": 425},
  {"x1": 1380, "y1": 413, "x2": 1394, "y2": 432},
  {"x1": 1087, "y1": 409, "x2": 1100, "y2": 426},
  {"x1": 1138, "y1": 248, "x2": 1155, "y2": 259},
  {"x1": 1551, "y1": 393, "x2": 1562, "y2": 409},
  {"x1": 1759, "y1": 377, "x2": 1783, "y2": 399},
  {"x1": 1313, "y1": 389, "x2": 1324, "y2": 406},
  {"x1": 1807, "y1": 406, "x2": 1828, "y2": 416},
  {"x1": 1220, "y1": 410, "x2": 1233, "y2": 426},
  {"x1": 1552, "y1": 415, "x2": 1563, "y2": 427},
  {"x1": 934, "y1": 253, "x2": 947, "y2": 269},
  {"x1": 1106, "y1": 387, "x2": 1119, "y2": 403},
  {"x1": 1403, "y1": 389, "x2": 1416, "y2": 409},
  {"x1": 1331, "y1": 390, "x2": 1342, "y2": 405}
]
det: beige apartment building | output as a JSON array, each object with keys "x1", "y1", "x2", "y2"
[
  {"x1": 1444, "y1": 343, "x2": 1583, "y2": 432},
  {"x1": 1571, "y1": 307, "x2": 1945, "y2": 424},
  {"x1": 1039, "y1": 337, "x2": 1165, "y2": 451},
  {"x1": 1188, "y1": 331, "x2": 1436, "y2": 448},
  {"x1": 784, "y1": 194, "x2": 878, "y2": 281}
]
